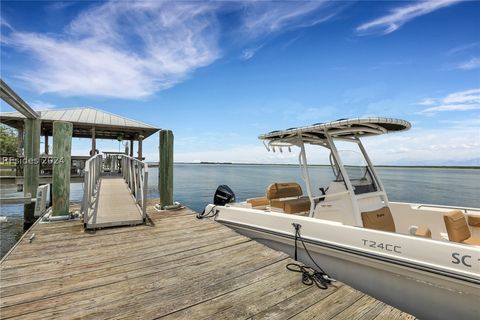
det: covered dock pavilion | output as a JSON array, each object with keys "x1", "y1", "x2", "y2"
[{"x1": 0, "y1": 107, "x2": 159, "y2": 160}]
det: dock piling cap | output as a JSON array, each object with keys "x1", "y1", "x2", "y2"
[{"x1": 259, "y1": 117, "x2": 411, "y2": 144}]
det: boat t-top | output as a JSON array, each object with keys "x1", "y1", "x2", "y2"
[{"x1": 203, "y1": 117, "x2": 479, "y2": 320}]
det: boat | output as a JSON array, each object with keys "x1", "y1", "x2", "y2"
[{"x1": 202, "y1": 117, "x2": 480, "y2": 320}]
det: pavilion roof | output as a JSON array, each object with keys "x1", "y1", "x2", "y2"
[{"x1": 0, "y1": 107, "x2": 160, "y2": 140}]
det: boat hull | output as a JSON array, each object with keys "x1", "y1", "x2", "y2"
[{"x1": 212, "y1": 210, "x2": 480, "y2": 320}]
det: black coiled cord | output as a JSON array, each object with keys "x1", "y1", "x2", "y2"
[
  {"x1": 196, "y1": 206, "x2": 218, "y2": 219},
  {"x1": 287, "y1": 223, "x2": 333, "y2": 290}
]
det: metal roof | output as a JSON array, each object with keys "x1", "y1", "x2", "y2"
[
  {"x1": 259, "y1": 117, "x2": 411, "y2": 144},
  {"x1": 0, "y1": 107, "x2": 160, "y2": 140}
]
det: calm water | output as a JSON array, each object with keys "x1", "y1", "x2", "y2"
[{"x1": 1, "y1": 164, "x2": 479, "y2": 257}]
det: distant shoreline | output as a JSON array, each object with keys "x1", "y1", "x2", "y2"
[{"x1": 147, "y1": 162, "x2": 479, "y2": 169}]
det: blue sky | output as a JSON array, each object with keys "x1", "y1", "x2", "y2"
[{"x1": 1, "y1": 0, "x2": 479, "y2": 165}]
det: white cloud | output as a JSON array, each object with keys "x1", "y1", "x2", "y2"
[
  {"x1": 418, "y1": 98, "x2": 437, "y2": 106},
  {"x1": 443, "y1": 88, "x2": 480, "y2": 104},
  {"x1": 419, "y1": 88, "x2": 480, "y2": 114},
  {"x1": 241, "y1": 1, "x2": 343, "y2": 37},
  {"x1": 457, "y1": 57, "x2": 480, "y2": 70},
  {"x1": 363, "y1": 125, "x2": 480, "y2": 165},
  {"x1": 241, "y1": 44, "x2": 264, "y2": 60},
  {"x1": 422, "y1": 104, "x2": 480, "y2": 113},
  {"x1": 6, "y1": 2, "x2": 219, "y2": 99},
  {"x1": 29, "y1": 100, "x2": 57, "y2": 110},
  {"x1": 447, "y1": 42, "x2": 479, "y2": 56},
  {"x1": 4, "y1": 1, "x2": 345, "y2": 99},
  {"x1": 356, "y1": 0, "x2": 462, "y2": 35}
]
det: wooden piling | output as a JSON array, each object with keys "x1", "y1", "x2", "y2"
[
  {"x1": 44, "y1": 132, "x2": 49, "y2": 154},
  {"x1": 159, "y1": 130, "x2": 173, "y2": 209},
  {"x1": 138, "y1": 136, "x2": 143, "y2": 160},
  {"x1": 90, "y1": 127, "x2": 96, "y2": 156},
  {"x1": 52, "y1": 121, "x2": 73, "y2": 216},
  {"x1": 23, "y1": 118, "x2": 40, "y2": 225}
]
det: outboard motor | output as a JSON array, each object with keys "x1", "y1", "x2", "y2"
[{"x1": 213, "y1": 185, "x2": 236, "y2": 206}]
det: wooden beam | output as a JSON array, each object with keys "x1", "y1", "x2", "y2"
[
  {"x1": 129, "y1": 140, "x2": 134, "y2": 157},
  {"x1": 159, "y1": 130, "x2": 174, "y2": 209},
  {"x1": 23, "y1": 118, "x2": 41, "y2": 226},
  {"x1": 0, "y1": 80, "x2": 40, "y2": 119},
  {"x1": 52, "y1": 121, "x2": 73, "y2": 217}
]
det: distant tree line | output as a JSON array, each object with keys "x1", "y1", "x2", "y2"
[{"x1": 0, "y1": 125, "x2": 17, "y2": 155}]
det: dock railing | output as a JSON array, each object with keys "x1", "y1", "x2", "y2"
[
  {"x1": 81, "y1": 154, "x2": 102, "y2": 224},
  {"x1": 121, "y1": 155, "x2": 149, "y2": 219}
]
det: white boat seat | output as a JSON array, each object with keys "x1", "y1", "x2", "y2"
[
  {"x1": 361, "y1": 206, "x2": 396, "y2": 232},
  {"x1": 444, "y1": 210, "x2": 480, "y2": 246},
  {"x1": 271, "y1": 197, "x2": 310, "y2": 214}
]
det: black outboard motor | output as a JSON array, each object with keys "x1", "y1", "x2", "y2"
[{"x1": 213, "y1": 185, "x2": 236, "y2": 206}]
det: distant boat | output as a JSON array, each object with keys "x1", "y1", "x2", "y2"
[
  {"x1": 0, "y1": 216, "x2": 8, "y2": 222},
  {"x1": 204, "y1": 117, "x2": 480, "y2": 320}
]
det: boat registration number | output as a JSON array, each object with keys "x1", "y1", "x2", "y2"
[{"x1": 362, "y1": 239, "x2": 401, "y2": 253}]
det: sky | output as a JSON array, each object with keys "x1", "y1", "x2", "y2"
[{"x1": 1, "y1": 0, "x2": 479, "y2": 165}]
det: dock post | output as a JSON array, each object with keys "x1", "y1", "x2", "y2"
[
  {"x1": 44, "y1": 132, "x2": 49, "y2": 154},
  {"x1": 90, "y1": 127, "x2": 96, "y2": 156},
  {"x1": 23, "y1": 118, "x2": 41, "y2": 227},
  {"x1": 138, "y1": 135, "x2": 143, "y2": 160},
  {"x1": 159, "y1": 130, "x2": 173, "y2": 209},
  {"x1": 52, "y1": 121, "x2": 73, "y2": 217}
]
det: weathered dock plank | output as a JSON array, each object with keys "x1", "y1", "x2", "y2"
[{"x1": 0, "y1": 205, "x2": 414, "y2": 319}]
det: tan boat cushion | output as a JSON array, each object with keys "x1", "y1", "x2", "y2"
[
  {"x1": 266, "y1": 182, "x2": 302, "y2": 200},
  {"x1": 467, "y1": 215, "x2": 480, "y2": 227},
  {"x1": 270, "y1": 198, "x2": 310, "y2": 214},
  {"x1": 246, "y1": 196, "x2": 269, "y2": 207},
  {"x1": 284, "y1": 198, "x2": 311, "y2": 214},
  {"x1": 444, "y1": 210, "x2": 471, "y2": 243},
  {"x1": 462, "y1": 237, "x2": 480, "y2": 246},
  {"x1": 361, "y1": 207, "x2": 396, "y2": 232},
  {"x1": 415, "y1": 226, "x2": 432, "y2": 238}
]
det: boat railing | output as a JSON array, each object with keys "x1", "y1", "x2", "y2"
[
  {"x1": 120, "y1": 155, "x2": 149, "y2": 219},
  {"x1": 81, "y1": 154, "x2": 103, "y2": 224}
]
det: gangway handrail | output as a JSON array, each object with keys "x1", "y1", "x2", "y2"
[
  {"x1": 81, "y1": 154, "x2": 102, "y2": 224},
  {"x1": 120, "y1": 155, "x2": 149, "y2": 219}
]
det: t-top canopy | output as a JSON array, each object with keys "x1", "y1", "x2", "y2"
[{"x1": 259, "y1": 117, "x2": 411, "y2": 144}]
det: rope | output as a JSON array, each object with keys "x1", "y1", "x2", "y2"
[
  {"x1": 196, "y1": 206, "x2": 218, "y2": 219},
  {"x1": 286, "y1": 223, "x2": 334, "y2": 289}
]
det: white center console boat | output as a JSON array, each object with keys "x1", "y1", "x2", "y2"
[{"x1": 203, "y1": 117, "x2": 480, "y2": 320}]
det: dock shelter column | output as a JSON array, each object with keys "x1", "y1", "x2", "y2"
[
  {"x1": 159, "y1": 130, "x2": 173, "y2": 209},
  {"x1": 91, "y1": 127, "x2": 96, "y2": 156},
  {"x1": 52, "y1": 121, "x2": 73, "y2": 217},
  {"x1": 130, "y1": 140, "x2": 134, "y2": 157},
  {"x1": 23, "y1": 118, "x2": 41, "y2": 226}
]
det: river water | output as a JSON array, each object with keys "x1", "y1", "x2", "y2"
[{"x1": 1, "y1": 164, "x2": 479, "y2": 257}]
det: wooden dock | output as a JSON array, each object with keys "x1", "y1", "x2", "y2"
[
  {"x1": 0, "y1": 204, "x2": 414, "y2": 319},
  {"x1": 85, "y1": 176, "x2": 144, "y2": 229}
]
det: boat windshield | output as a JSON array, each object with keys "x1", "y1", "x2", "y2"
[{"x1": 333, "y1": 147, "x2": 377, "y2": 195}]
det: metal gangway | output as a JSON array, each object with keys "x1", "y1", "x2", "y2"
[{"x1": 81, "y1": 154, "x2": 149, "y2": 229}]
